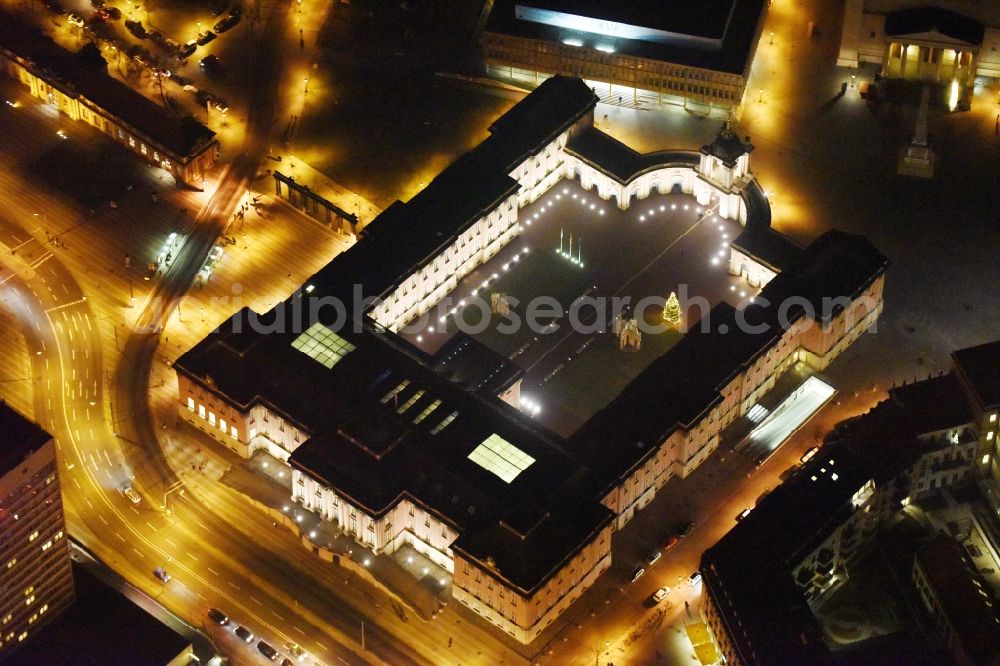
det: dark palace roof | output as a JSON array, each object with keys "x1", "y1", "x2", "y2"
[
  {"x1": 0, "y1": 402, "x2": 52, "y2": 477},
  {"x1": 176, "y1": 304, "x2": 611, "y2": 593},
  {"x1": 732, "y1": 227, "x2": 802, "y2": 272},
  {"x1": 884, "y1": 7, "x2": 985, "y2": 45},
  {"x1": 0, "y1": 13, "x2": 215, "y2": 159},
  {"x1": 432, "y1": 334, "x2": 523, "y2": 396},
  {"x1": 485, "y1": 0, "x2": 768, "y2": 75},
  {"x1": 309, "y1": 76, "x2": 596, "y2": 309},
  {"x1": 565, "y1": 127, "x2": 698, "y2": 183},
  {"x1": 951, "y1": 339, "x2": 1000, "y2": 410},
  {"x1": 700, "y1": 122, "x2": 753, "y2": 167}
]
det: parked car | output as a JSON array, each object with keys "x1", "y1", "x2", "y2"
[
  {"x1": 652, "y1": 586, "x2": 671, "y2": 603},
  {"x1": 207, "y1": 607, "x2": 229, "y2": 625},
  {"x1": 153, "y1": 567, "x2": 171, "y2": 583},
  {"x1": 196, "y1": 30, "x2": 217, "y2": 45},
  {"x1": 663, "y1": 535, "x2": 679, "y2": 551},
  {"x1": 177, "y1": 40, "x2": 197, "y2": 58},
  {"x1": 735, "y1": 507, "x2": 752, "y2": 522},
  {"x1": 44, "y1": 0, "x2": 66, "y2": 15},
  {"x1": 228, "y1": 4, "x2": 242, "y2": 17},
  {"x1": 234, "y1": 625, "x2": 254, "y2": 642},
  {"x1": 123, "y1": 486, "x2": 141, "y2": 504},
  {"x1": 257, "y1": 640, "x2": 278, "y2": 661},
  {"x1": 284, "y1": 642, "x2": 307, "y2": 661},
  {"x1": 125, "y1": 19, "x2": 147, "y2": 39},
  {"x1": 213, "y1": 14, "x2": 239, "y2": 33},
  {"x1": 67, "y1": 12, "x2": 85, "y2": 26},
  {"x1": 629, "y1": 567, "x2": 645, "y2": 583},
  {"x1": 646, "y1": 550, "x2": 662, "y2": 566},
  {"x1": 674, "y1": 521, "x2": 695, "y2": 538},
  {"x1": 800, "y1": 446, "x2": 820, "y2": 464},
  {"x1": 687, "y1": 570, "x2": 702, "y2": 587}
]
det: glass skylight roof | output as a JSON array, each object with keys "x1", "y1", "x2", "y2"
[
  {"x1": 468, "y1": 434, "x2": 535, "y2": 483},
  {"x1": 290, "y1": 322, "x2": 356, "y2": 369}
]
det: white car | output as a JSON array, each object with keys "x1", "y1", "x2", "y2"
[
  {"x1": 687, "y1": 571, "x2": 703, "y2": 587},
  {"x1": 67, "y1": 12, "x2": 85, "y2": 26},
  {"x1": 652, "y1": 586, "x2": 671, "y2": 603},
  {"x1": 123, "y1": 486, "x2": 141, "y2": 504}
]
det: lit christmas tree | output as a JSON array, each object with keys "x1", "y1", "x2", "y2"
[{"x1": 663, "y1": 291, "x2": 681, "y2": 327}]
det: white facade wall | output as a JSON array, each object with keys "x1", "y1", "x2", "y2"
[
  {"x1": 293, "y1": 471, "x2": 458, "y2": 572},
  {"x1": 729, "y1": 248, "x2": 778, "y2": 288}
]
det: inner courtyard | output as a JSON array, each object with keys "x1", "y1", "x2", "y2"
[{"x1": 400, "y1": 178, "x2": 751, "y2": 435}]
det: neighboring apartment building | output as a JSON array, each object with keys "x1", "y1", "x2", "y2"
[
  {"x1": 701, "y1": 339, "x2": 1000, "y2": 666},
  {"x1": 912, "y1": 532, "x2": 1000, "y2": 666},
  {"x1": 482, "y1": 0, "x2": 768, "y2": 114},
  {"x1": 0, "y1": 13, "x2": 218, "y2": 188},
  {"x1": 838, "y1": 1, "x2": 1000, "y2": 81},
  {"x1": 0, "y1": 403, "x2": 74, "y2": 660},
  {"x1": 174, "y1": 76, "x2": 887, "y2": 643}
]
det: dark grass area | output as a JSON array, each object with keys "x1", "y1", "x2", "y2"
[
  {"x1": 318, "y1": 0, "x2": 485, "y2": 62},
  {"x1": 446, "y1": 248, "x2": 590, "y2": 357},
  {"x1": 28, "y1": 139, "x2": 138, "y2": 208},
  {"x1": 536, "y1": 310, "x2": 684, "y2": 425}
]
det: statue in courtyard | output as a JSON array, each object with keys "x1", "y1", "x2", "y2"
[{"x1": 490, "y1": 292, "x2": 510, "y2": 317}]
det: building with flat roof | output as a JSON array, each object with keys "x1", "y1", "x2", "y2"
[
  {"x1": 0, "y1": 403, "x2": 74, "y2": 660},
  {"x1": 482, "y1": 0, "x2": 769, "y2": 114},
  {"x1": 9, "y1": 562, "x2": 196, "y2": 666},
  {"x1": 838, "y1": 1, "x2": 1000, "y2": 83},
  {"x1": 0, "y1": 12, "x2": 218, "y2": 188},
  {"x1": 174, "y1": 76, "x2": 887, "y2": 642},
  {"x1": 700, "y1": 339, "x2": 1000, "y2": 665},
  {"x1": 913, "y1": 532, "x2": 1000, "y2": 666}
]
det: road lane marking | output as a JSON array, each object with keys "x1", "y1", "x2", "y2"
[
  {"x1": 293, "y1": 626, "x2": 306, "y2": 636},
  {"x1": 207, "y1": 566, "x2": 219, "y2": 575},
  {"x1": 187, "y1": 552, "x2": 199, "y2": 561},
  {"x1": 132, "y1": 548, "x2": 144, "y2": 558},
  {"x1": 129, "y1": 505, "x2": 139, "y2": 515},
  {"x1": 72, "y1": 476, "x2": 81, "y2": 489},
  {"x1": 271, "y1": 611, "x2": 285, "y2": 621},
  {"x1": 165, "y1": 538, "x2": 178, "y2": 548},
  {"x1": 146, "y1": 521, "x2": 157, "y2": 532},
  {"x1": 228, "y1": 582, "x2": 240, "y2": 590},
  {"x1": 197, "y1": 592, "x2": 208, "y2": 601},
  {"x1": 250, "y1": 595, "x2": 262, "y2": 605},
  {"x1": 115, "y1": 532, "x2": 126, "y2": 542},
  {"x1": 99, "y1": 514, "x2": 108, "y2": 526},
  {"x1": 85, "y1": 497, "x2": 93, "y2": 508},
  {"x1": 316, "y1": 641, "x2": 327, "y2": 651}
]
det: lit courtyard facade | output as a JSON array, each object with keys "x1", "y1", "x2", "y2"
[{"x1": 174, "y1": 76, "x2": 887, "y2": 643}]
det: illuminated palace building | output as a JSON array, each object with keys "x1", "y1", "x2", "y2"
[
  {"x1": 0, "y1": 13, "x2": 218, "y2": 188},
  {"x1": 838, "y1": 2, "x2": 1000, "y2": 84},
  {"x1": 482, "y1": 0, "x2": 768, "y2": 114},
  {"x1": 175, "y1": 77, "x2": 887, "y2": 643},
  {"x1": 0, "y1": 404, "x2": 73, "y2": 660}
]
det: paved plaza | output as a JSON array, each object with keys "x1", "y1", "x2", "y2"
[{"x1": 401, "y1": 181, "x2": 748, "y2": 434}]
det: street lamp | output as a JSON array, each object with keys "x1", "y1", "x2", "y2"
[
  {"x1": 769, "y1": 30, "x2": 774, "y2": 45},
  {"x1": 303, "y1": 77, "x2": 309, "y2": 95},
  {"x1": 758, "y1": 88, "x2": 764, "y2": 103}
]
